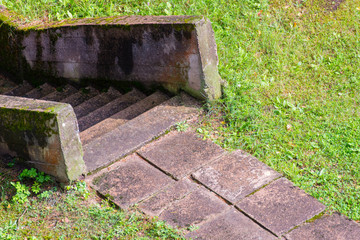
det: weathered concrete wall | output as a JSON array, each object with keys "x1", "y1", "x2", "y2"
[
  {"x1": 0, "y1": 7, "x2": 24, "y2": 80},
  {"x1": 0, "y1": 7, "x2": 222, "y2": 100},
  {"x1": 0, "y1": 95, "x2": 85, "y2": 182}
]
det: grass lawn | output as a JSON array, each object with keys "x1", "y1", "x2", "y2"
[{"x1": 0, "y1": 0, "x2": 359, "y2": 226}]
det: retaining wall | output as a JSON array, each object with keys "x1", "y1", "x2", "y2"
[
  {"x1": 0, "y1": 95, "x2": 85, "y2": 182},
  {"x1": 0, "y1": 7, "x2": 222, "y2": 100}
]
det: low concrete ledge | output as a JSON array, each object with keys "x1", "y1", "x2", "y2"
[
  {"x1": 0, "y1": 95, "x2": 85, "y2": 182},
  {"x1": 0, "y1": 7, "x2": 222, "y2": 100}
]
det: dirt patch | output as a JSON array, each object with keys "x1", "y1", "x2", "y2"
[{"x1": 323, "y1": 0, "x2": 345, "y2": 11}]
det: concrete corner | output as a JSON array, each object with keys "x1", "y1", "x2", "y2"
[
  {"x1": 193, "y1": 18, "x2": 222, "y2": 100},
  {"x1": 0, "y1": 95, "x2": 85, "y2": 182}
]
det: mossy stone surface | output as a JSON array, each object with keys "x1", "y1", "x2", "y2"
[{"x1": 0, "y1": 95, "x2": 85, "y2": 183}]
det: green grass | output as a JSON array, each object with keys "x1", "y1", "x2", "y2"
[
  {"x1": 0, "y1": 0, "x2": 359, "y2": 221},
  {"x1": 0, "y1": 165, "x2": 185, "y2": 239}
]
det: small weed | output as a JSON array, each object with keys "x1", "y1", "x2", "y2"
[
  {"x1": 6, "y1": 161, "x2": 15, "y2": 168},
  {"x1": 19, "y1": 168, "x2": 51, "y2": 184},
  {"x1": 7, "y1": 168, "x2": 55, "y2": 205},
  {"x1": 66, "y1": 180, "x2": 90, "y2": 200},
  {"x1": 176, "y1": 120, "x2": 189, "y2": 132},
  {"x1": 37, "y1": 190, "x2": 52, "y2": 200},
  {"x1": 10, "y1": 182, "x2": 30, "y2": 204},
  {"x1": 187, "y1": 224, "x2": 199, "y2": 232}
]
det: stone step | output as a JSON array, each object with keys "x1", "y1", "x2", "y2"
[
  {"x1": 0, "y1": 78, "x2": 17, "y2": 94},
  {"x1": 41, "y1": 84, "x2": 78, "y2": 102},
  {"x1": 83, "y1": 93, "x2": 200, "y2": 173},
  {"x1": 23, "y1": 83, "x2": 56, "y2": 99},
  {"x1": 79, "y1": 91, "x2": 170, "y2": 145},
  {"x1": 60, "y1": 86, "x2": 100, "y2": 107},
  {"x1": 285, "y1": 213, "x2": 360, "y2": 240},
  {"x1": 3, "y1": 81, "x2": 34, "y2": 96},
  {"x1": 78, "y1": 89, "x2": 146, "y2": 132},
  {"x1": 236, "y1": 178, "x2": 326, "y2": 236},
  {"x1": 186, "y1": 208, "x2": 278, "y2": 240},
  {"x1": 73, "y1": 87, "x2": 122, "y2": 119}
]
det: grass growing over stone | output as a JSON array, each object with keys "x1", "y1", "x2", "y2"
[
  {"x1": 0, "y1": 0, "x2": 359, "y2": 221},
  {"x1": 0, "y1": 161, "x2": 185, "y2": 239}
]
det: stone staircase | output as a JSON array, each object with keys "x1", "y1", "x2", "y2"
[
  {"x1": 0, "y1": 79, "x2": 199, "y2": 174},
  {"x1": 1, "y1": 78, "x2": 360, "y2": 239}
]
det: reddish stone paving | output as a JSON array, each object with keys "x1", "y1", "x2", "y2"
[
  {"x1": 237, "y1": 178, "x2": 326, "y2": 236},
  {"x1": 186, "y1": 208, "x2": 277, "y2": 240},
  {"x1": 91, "y1": 154, "x2": 173, "y2": 209},
  {"x1": 285, "y1": 213, "x2": 360, "y2": 240},
  {"x1": 138, "y1": 131, "x2": 224, "y2": 180},
  {"x1": 139, "y1": 178, "x2": 197, "y2": 216},
  {"x1": 158, "y1": 188, "x2": 229, "y2": 227},
  {"x1": 89, "y1": 131, "x2": 360, "y2": 239},
  {"x1": 192, "y1": 150, "x2": 281, "y2": 204}
]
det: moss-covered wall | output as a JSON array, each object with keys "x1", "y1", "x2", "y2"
[
  {"x1": 0, "y1": 8, "x2": 24, "y2": 80},
  {"x1": 0, "y1": 6, "x2": 222, "y2": 100},
  {"x1": 0, "y1": 95, "x2": 85, "y2": 183}
]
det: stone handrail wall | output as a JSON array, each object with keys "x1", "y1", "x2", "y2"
[
  {"x1": 0, "y1": 7, "x2": 222, "y2": 100},
  {"x1": 0, "y1": 95, "x2": 85, "y2": 182}
]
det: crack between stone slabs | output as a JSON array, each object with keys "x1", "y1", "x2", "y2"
[
  {"x1": 84, "y1": 149, "x2": 136, "y2": 178},
  {"x1": 190, "y1": 174, "x2": 233, "y2": 206},
  {"x1": 136, "y1": 176, "x2": 198, "y2": 217},
  {"x1": 187, "y1": 150, "x2": 263, "y2": 206},
  {"x1": 281, "y1": 210, "x2": 327, "y2": 238},
  {"x1": 93, "y1": 188, "x2": 123, "y2": 210},
  {"x1": 186, "y1": 149, "x2": 228, "y2": 178},
  {"x1": 234, "y1": 175, "x2": 283, "y2": 203},
  {"x1": 181, "y1": 182, "x2": 232, "y2": 231},
  {"x1": 183, "y1": 207, "x2": 250, "y2": 237},
  {"x1": 85, "y1": 127, "x2": 185, "y2": 185},
  {"x1": 89, "y1": 172, "x2": 175, "y2": 212},
  {"x1": 85, "y1": 127, "x2": 175, "y2": 177},
  {"x1": 234, "y1": 205, "x2": 279, "y2": 238},
  {"x1": 180, "y1": 207, "x2": 233, "y2": 236},
  {"x1": 135, "y1": 175, "x2": 232, "y2": 230},
  {"x1": 137, "y1": 147, "x2": 227, "y2": 181},
  {"x1": 135, "y1": 152, "x2": 178, "y2": 181}
]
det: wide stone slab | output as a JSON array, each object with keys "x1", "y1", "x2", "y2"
[
  {"x1": 285, "y1": 213, "x2": 360, "y2": 240},
  {"x1": 138, "y1": 131, "x2": 224, "y2": 180},
  {"x1": 192, "y1": 150, "x2": 281, "y2": 203},
  {"x1": 83, "y1": 93, "x2": 200, "y2": 173},
  {"x1": 91, "y1": 154, "x2": 173, "y2": 209},
  {"x1": 159, "y1": 188, "x2": 229, "y2": 227},
  {"x1": 139, "y1": 178, "x2": 197, "y2": 216},
  {"x1": 237, "y1": 178, "x2": 326, "y2": 236},
  {"x1": 187, "y1": 208, "x2": 277, "y2": 240}
]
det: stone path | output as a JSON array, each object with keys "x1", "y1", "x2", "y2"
[
  {"x1": 86, "y1": 130, "x2": 360, "y2": 239},
  {"x1": 1, "y1": 78, "x2": 359, "y2": 239}
]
